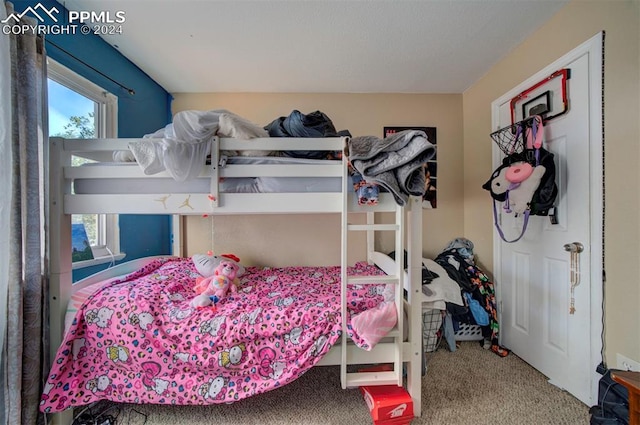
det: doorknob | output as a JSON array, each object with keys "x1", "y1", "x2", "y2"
[
  {"x1": 564, "y1": 242, "x2": 583, "y2": 315},
  {"x1": 563, "y1": 242, "x2": 584, "y2": 253}
]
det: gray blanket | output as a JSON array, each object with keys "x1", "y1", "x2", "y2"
[{"x1": 348, "y1": 130, "x2": 436, "y2": 206}]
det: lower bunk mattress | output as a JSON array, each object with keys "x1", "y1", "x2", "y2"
[{"x1": 41, "y1": 258, "x2": 396, "y2": 413}]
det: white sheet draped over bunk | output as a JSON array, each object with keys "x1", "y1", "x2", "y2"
[
  {"x1": 128, "y1": 137, "x2": 210, "y2": 181},
  {"x1": 126, "y1": 109, "x2": 270, "y2": 181}
]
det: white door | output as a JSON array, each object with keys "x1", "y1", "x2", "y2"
[{"x1": 492, "y1": 33, "x2": 603, "y2": 406}]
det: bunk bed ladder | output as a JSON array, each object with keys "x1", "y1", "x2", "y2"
[{"x1": 340, "y1": 165, "x2": 404, "y2": 389}]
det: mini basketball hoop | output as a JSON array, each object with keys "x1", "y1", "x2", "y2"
[{"x1": 510, "y1": 68, "x2": 570, "y2": 125}]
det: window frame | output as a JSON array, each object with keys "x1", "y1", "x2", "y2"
[{"x1": 47, "y1": 59, "x2": 124, "y2": 268}]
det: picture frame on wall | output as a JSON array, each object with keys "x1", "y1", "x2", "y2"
[{"x1": 383, "y1": 126, "x2": 437, "y2": 209}]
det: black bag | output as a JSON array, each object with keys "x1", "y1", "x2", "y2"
[
  {"x1": 589, "y1": 369, "x2": 629, "y2": 424},
  {"x1": 525, "y1": 147, "x2": 558, "y2": 216},
  {"x1": 590, "y1": 410, "x2": 626, "y2": 425}
]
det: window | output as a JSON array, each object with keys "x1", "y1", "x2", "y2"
[{"x1": 47, "y1": 59, "x2": 124, "y2": 268}]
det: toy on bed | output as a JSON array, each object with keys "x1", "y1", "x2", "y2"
[
  {"x1": 192, "y1": 252, "x2": 245, "y2": 278},
  {"x1": 190, "y1": 260, "x2": 240, "y2": 309}
]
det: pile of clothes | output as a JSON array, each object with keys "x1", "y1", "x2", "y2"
[
  {"x1": 264, "y1": 109, "x2": 350, "y2": 159},
  {"x1": 433, "y1": 238, "x2": 510, "y2": 357},
  {"x1": 267, "y1": 110, "x2": 437, "y2": 206}
]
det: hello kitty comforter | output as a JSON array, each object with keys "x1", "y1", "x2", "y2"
[{"x1": 41, "y1": 258, "x2": 392, "y2": 413}]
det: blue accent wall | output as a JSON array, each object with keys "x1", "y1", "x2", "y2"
[{"x1": 10, "y1": 1, "x2": 174, "y2": 280}]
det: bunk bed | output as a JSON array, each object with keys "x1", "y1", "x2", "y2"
[{"x1": 42, "y1": 134, "x2": 427, "y2": 423}]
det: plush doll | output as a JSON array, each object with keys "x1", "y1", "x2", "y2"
[
  {"x1": 484, "y1": 164, "x2": 546, "y2": 215},
  {"x1": 482, "y1": 162, "x2": 510, "y2": 202},
  {"x1": 190, "y1": 261, "x2": 240, "y2": 309},
  {"x1": 504, "y1": 165, "x2": 546, "y2": 214}
]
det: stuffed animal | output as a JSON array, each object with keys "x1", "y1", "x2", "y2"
[
  {"x1": 482, "y1": 162, "x2": 510, "y2": 201},
  {"x1": 485, "y1": 164, "x2": 546, "y2": 215},
  {"x1": 504, "y1": 165, "x2": 546, "y2": 214},
  {"x1": 192, "y1": 253, "x2": 245, "y2": 278},
  {"x1": 190, "y1": 261, "x2": 240, "y2": 309}
]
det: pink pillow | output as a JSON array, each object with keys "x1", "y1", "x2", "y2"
[{"x1": 505, "y1": 161, "x2": 533, "y2": 183}]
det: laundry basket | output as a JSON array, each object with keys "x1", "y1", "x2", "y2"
[
  {"x1": 421, "y1": 309, "x2": 443, "y2": 352},
  {"x1": 454, "y1": 323, "x2": 484, "y2": 341}
]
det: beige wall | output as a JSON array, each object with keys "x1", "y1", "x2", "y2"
[
  {"x1": 172, "y1": 93, "x2": 463, "y2": 266},
  {"x1": 463, "y1": 1, "x2": 640, "y2": 367},
  {"x1": 172, "y1": 0, "x2": 640, "y2": 367}
]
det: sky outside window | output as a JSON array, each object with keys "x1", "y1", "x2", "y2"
[{"x1": 48, "y1": 78, "x2": 96, "y2": 136}]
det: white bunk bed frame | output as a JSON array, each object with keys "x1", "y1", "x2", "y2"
[{"x1": 45, "y1": 136, "x2": 424, "y2": 423}]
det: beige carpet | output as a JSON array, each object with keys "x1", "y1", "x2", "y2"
[{"x1": 100, "y1": 341, "x2": 590, "y2": 425}]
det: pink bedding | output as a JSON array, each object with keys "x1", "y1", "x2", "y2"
[{"x1": 41, "y1": 258, "x2": 392, "y2": 413}]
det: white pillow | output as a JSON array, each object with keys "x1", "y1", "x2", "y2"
[
  {"x1": 217, "y1": 112, "x2": 272, "y2": 157},
  {"x1": 192, "y1": 253, "x2": 246, "y2": 277}
]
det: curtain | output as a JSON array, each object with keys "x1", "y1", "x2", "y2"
[
  {"x1": 1, "y1": 2, "x2": 48, "y2": 424},
  {"x1": 0, "y1": 2, "x2": 10, "y2": 422}
]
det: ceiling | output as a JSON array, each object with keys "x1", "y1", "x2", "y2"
[{"x1": 64, "y1": 0, "x2": 568, "y2": 94}]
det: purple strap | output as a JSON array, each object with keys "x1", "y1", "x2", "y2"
[
  {"x1": 510, "y1": 124, "x2": 524, "y2": 154},
  {"x1": 493, "y1": 199, "x2": 530, "y2": 243},
  {"x1": 529, "y1": 116, "x2": 543, "y2": 164},
  {"x1": 502, "y1": 182, "x2": 521, "y2": 213}
]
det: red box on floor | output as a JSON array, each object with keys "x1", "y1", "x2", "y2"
[{"x1": 360, "y1": 384, "x2": 414, "y2": 424}]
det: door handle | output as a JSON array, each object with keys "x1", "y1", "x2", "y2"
[
  {"x1": 564, "y1": 242, "x2": 583, "y2": 314},
  {"x1": 563, "y1": 242, "x2": 584, "y2": 253}
]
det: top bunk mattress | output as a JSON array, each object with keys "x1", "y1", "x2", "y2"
[{"x1": 73, "y1": 156, "x2": 343, "y2": 195}]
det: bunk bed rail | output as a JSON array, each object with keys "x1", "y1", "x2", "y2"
[{"x1": 50, "y1": 136, "x2": 402, "y2": 215}]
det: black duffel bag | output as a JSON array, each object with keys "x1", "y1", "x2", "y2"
[{"x1": 589, "y1": 369, "x2": 629, "y2": 424}]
